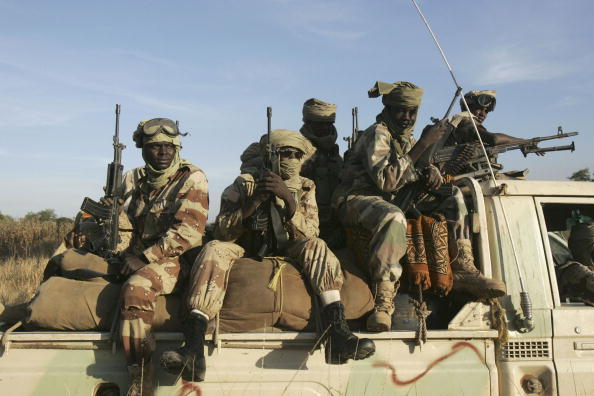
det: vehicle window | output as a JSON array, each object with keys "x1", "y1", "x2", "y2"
[{"x1": 541, "y1": 202, "x2": 594, "y2": 306}]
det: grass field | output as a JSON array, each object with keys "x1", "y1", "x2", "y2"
[{"x1": 0, "y1": 219, "x2": 71, "y2": 305}]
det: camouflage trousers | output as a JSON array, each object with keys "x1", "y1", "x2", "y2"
[
  {"x1": 342, "y1": 195, "x2": 407, "y2": 283},
  {"x1": 120, "y1": 258, "x2": 181, "y2": 365},
  {"x1": 186, "y1": 238, "x2": 343, "y2": 319},
  {"x1": 556, "y1": 261, "x2": 594, "y2": 304}
]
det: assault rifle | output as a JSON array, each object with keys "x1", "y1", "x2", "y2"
[
  {"x1": 250, "y1": 107, "x2": 287, "y2": 260},
  {"x1": 343, "y1": 107, "x2": 360, "y2": 150},
  {"x1": 435, "y1": 127, "x2": 578, "y2": 179},
  {"x1": 80, "y1": 104, "x2": 126, "y2": 257}
]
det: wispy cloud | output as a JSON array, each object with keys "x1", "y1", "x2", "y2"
[
  {"x1": 281, "y1": 1, "x2": 368, "y2": 42},
  {"x1": 475, "y1": 44, "x2": 574, "y2": 85}
]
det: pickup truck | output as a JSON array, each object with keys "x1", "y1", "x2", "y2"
[{"x1": 1, "y1": 177, "x2": 593, "y2": 395}]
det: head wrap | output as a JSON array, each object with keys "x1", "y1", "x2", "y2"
[
  {"x1": 259, "y1": 129, "x2": 315, "y2": 191},
  {"x1": 134, "y1": 118, "x2": 185, "y2": 190},
  {"x1": 302, "y1": 98, "x2": 337, "y2": 122},
  {"x1": 460, "y1": 90, "x2": 497, "y2": 112},
  {"x1": 368, "y1": 81, "x2": 424, "y2": 107},
  {"x1": 259, "y1": 129, "x2": 315, "y2": 161}
]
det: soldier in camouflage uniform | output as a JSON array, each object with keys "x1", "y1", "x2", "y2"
[
  {"x1": 334, "y1": 81, "x2": 505, "y2": 332},
  {"x1": 35, "y1": 118, "x2": 208, "y2": 396},
  {"x1": 299, "y1": 98, "x2": 344, "y2": 248},
  {"x1": 161, "y1": 129, "x2": 375, "y2": 382},
  {"x1": 115, "y1": 118, "x2": 208, "y2": 395}
]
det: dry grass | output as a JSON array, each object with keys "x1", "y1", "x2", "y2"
[{"x1": 0, "y1": 219, "x2": 71, "y2": 305}]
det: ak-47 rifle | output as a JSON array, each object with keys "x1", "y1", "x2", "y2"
[
  {"x1": 80, "y1": 104, "x2": 126, "y2": 258},
  {"x1": 343, "y1": 107, "x2": 360, "y2": 150},
  {"x1": 435, "y1": 127, "x2": 578, "y2": 179}
]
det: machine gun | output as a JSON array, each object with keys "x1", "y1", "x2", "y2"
[
  {"x1": 79, "y1": 104, "x2": 126, "y2": 258},
  {"x1": 435, "y1": 127, "x2": 578, "y2": 179}
]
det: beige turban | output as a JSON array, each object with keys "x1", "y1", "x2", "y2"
[
  {"x1": 368, "y1": 81, "x2": 424, "y2": 107},
  {"x1": 302, "y1": 98, "x2": 337, "y2": 122},
  {"x1": 467, "y1": 89, "x2": 496, "y2": 99},
  {"x1": 259, "y1": 129, "x2": 315, "y2": 161}
]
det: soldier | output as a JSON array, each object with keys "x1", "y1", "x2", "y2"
[
  {"x1": 549, "y1": 229, "x2": 594, "y2": 305},
  {"x1": 299, "y1": 98, "x2": 344, "y2": 248},
  {"x1": 448, "y1": 90, "x2": 529, "y2": 146},
  {"x1": 334, "y1": 81, "x2": 505, "y2": 332},
  {"x1": 29, "y1": 118, "x2": 208, "y2": 396},
  {"x1": 161, "y1": 129, "x2": 375, "y2": 382}
]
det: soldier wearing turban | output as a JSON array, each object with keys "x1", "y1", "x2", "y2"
[
  {"x1": 334, "y1": 81, "x2": 448, "y2": 331},
  {"x1": 300, "y1": 98, "x2": 345, "y2": 248},
  {"x1": 161, "y1": 129, "x2": 375, "y2": 382}
]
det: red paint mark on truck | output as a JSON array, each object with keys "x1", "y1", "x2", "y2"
[
  {"x1": 177, "y1": 380, "x2": 202, "y2": 396},
  {"x1": 373, "y1": 341, "x2": 484, "y2": 386}
]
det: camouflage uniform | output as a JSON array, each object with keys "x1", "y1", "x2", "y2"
[
  {"x1": 335, "y1": 119, "x2": 417, "y2": 284},
  {"x1": 119, "y1": 164, "x2": 208, "y2": 365},
  {"x1": 187, "y1": 172, "x2": 343, "y2": 319}
]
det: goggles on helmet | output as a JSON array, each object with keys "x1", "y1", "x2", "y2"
[
  {"x1": 142, "y1": 118, "x2": 182, "y2": 137},
  {"x1": 475, "y1": 94, "x2": 496, "y2": 111}
]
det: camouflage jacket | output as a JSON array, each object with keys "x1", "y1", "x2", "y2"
[
  {"x1": 300, "y1": 145, "x2": 343, "y2": 226},
  {"x1": 121, "y1": 164, "x2": 209, "y2": 263},
  {"x1": 333, "y1": 122, "x2": 417, "y2": 208},
  {"x1": 214, "y1": 173, "x2": 319, "y2": 253}
]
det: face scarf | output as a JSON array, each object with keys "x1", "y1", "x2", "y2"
[
  {"x1": 261, "y1": 129, "x2": 315, "y2": 192},
  {"x1": 141, "y1": 132, "x2": 183, "y2": 190},
  {"x1": 299, "y1": 123, "x2": 338, "y2": 152}
]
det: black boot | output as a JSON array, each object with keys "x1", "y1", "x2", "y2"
[
  {"x1": 322, "y1": 301, "x2": 376, "y2": 364},
  {"x1": 160, "y1": 314, "x2": 207, "y2": 382}
]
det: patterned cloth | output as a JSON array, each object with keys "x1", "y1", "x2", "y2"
[{"x1": 187, "y1": 174, "x2": 343, "y2": 317}]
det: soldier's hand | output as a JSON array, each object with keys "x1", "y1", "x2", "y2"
[
  {"x1": 258, "y1": 170, "x2": 297, "y2": 218},
  {"x1": 120, "y1": 254, "x2": 147, "y2": 276},
  {"x1": 418, "y1": 120, "x2": 448, "y2": 146},
  {"x1": 64, "y1": 230, "x2": 87, "y2": 249},
  {"x1": 99, "y1": 197, "x2": 126, "y2": 213},
  {"x1": 423, "y1": 165, "x2": 443, "y2": 191},
  {"x1": 258, "y1": 170, "x2": 292, "y2": 202}
]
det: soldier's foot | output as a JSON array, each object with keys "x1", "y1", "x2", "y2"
[
  {"x1": 161, "y1": 313, "x2": 207, "y2": 381},
  {"x1": 452, "y1": 275, "x2": 506, "y2": 299},
  {"x1": 0, "y1": 302, "x2": 28, "y2": 325},
  {"x1": 127, "y1": 362, "x2": 154, "y2": 396},
  {"x1": 366, "y1": 310, "x2": 392, "y2": 332},
  {"x1": 322, "y1": 301, "x2": 376, "y2": 364},
  {"x1": 161, "y1": 346, "x2": 206, "y2": 382}
]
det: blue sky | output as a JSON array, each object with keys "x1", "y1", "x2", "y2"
[{"x1": 1, "y1": 0, "x2": 593, "y2": 218}]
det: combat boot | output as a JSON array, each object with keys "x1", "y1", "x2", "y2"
[
  {"x1": 451, "y1": 239, "x2": 506, "y2": 299},
  {"x1": 322, "y1": 301, "x2": 376, "y2": 364},
  {"x1": 160, "y1": 314, "x2": 207, "y2": 382},
  {"x1": 0, "y1": 302, "x2": 28, "y2": 325},
  {"x1": 127, "y1": 362, "x2": 154, "y2": 396},
  {"x1": 366, "y1": 281, "x2": 396, "y2": 332}
]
